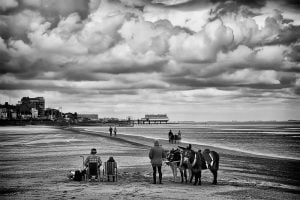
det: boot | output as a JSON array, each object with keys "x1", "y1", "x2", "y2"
[
  {"x1": 152, "y1": 174, "x2": 156, "y2": 184},
  {"x1": 159, "y1": 174, "x2": 162, "y2": 184}
]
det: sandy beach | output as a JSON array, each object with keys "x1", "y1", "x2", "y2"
[{"x1": 0, "y1": 126, "x2": 299, "y2": 200}]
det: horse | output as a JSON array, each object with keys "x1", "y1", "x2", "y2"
[
  {"x1": 174, "y1": 134, "x2": 181, "y2": 144},
  {"x1": 166, "y1": 148, "x2": 188, "y2": 183},
  {"x1": 181, "y1": 147, "x2": 219, "y2": 185},
  {"x1": 168, "y1": 132, "x2": 181, "y2": 144}
]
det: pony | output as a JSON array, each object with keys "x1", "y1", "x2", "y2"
[
  {"x1": 168, "y1": 132, "x2": 182, "y2": 144},
  {"x1": 166, "y1": 148, "x2": 188, "y2": 183},
  {"x1": 181, "y1": 147, "x2": 219, "y2": 185},
  {"x1": 174, "y1": 134, "x2": 181, "y2": 144}
]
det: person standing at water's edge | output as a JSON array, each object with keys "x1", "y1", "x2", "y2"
[
  {"x1": 114, "y1": 126, "x2": 117, "y2": 136},
  {"x1": 109, "y1": 126, "x2": 113, "y2": 136},
  {"x1": 149, "y1": 140, "x2": 166, "y2": 184},
  {"x1": 168, "y1": 129, "x2": 173, "y2": 144}
]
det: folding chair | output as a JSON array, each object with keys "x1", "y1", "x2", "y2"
[
  {"x1": 86, "y1": 162, "x2": 101, "y2": 182},
  {"x1": 103, "y1": 161, "x2": 117, "y2": 182}
]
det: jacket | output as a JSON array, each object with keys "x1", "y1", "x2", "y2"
[
  {"x1": 84, "y1": 155, "x2": 102, "y2": 168},
  {"x1": 149, "y1": 140, "x2": 166, "y2": 166}
]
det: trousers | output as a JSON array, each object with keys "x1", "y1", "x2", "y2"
[{"x1": 152, "y1": 165, "x2": 162, "y2": 183}]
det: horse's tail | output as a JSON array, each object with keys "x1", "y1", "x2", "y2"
[
  {"x1": 211, "y1": 151, "x2": 219, "y2": 170},
  {"x1": 196, "y1": 152, "x2": 202, "y2": 170}
]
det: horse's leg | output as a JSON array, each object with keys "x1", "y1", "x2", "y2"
[
  {"x1": 180, "y1": 169, "x2": 184, "y2": 183},
  {"x1": 170, "y1": 165, "x2": 175, "y2": 182},
  {"x1": 193, "y1": 172, "x2": 198, "y2": 185},
  {"x1": 184, "y1": 169, "x2": 187, "y2": 183},
  {"x1": 189, "y1": 172, "x2": 194, "y2": 183},
  {"x1": 173, "y1": 164, "x2": 177, "y2": 182},
  {"x1": 198, "y1": 170, "x2": 202, "y2": 185},
  {"x1": 211, "y1": 169, "x2": 218, "y2": 185},
  {"x1": 188, "y1": 168, "x2": 192, "y2": 182}
]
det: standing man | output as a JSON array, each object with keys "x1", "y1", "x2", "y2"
[
  {"x1": 149, "y1": 140, "x2": 166, "y2": 184},
  {"x1": 114, "y1": 126, "x2": 117, "y2": 136},
  {"x1": 109, "y1": 126, "x2": 113, "y2": 136},
  {"x1": 168, "y1": 129, "x2": 173, "y2": 144}
]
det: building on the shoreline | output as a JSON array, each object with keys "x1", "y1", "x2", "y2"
[
  {"x1": 20, "y1": 97, "x2": 45, "y2": 117},
  {"x1": 31, "y1": 108, "x2": 38, "y2": 119},
  {"x1": 137, "y1": 114, "x2": 169, "y2": 124},
  {"x1": 0, "y1": 107, "x2": 8, "y2": 119},
  {"x1": 0, "y1": 102, "x2": 18, "y2": 120},
  {"x1": 77, "y1": 114, "x2": 98, "y2": 121},
  {"x1": 45, "y1": 108, "x2": 61, "y2": 120}
]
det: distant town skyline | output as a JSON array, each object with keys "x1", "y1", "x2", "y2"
[{"x1": 0, "y1": 0, "x2": 300, "y2": 121}]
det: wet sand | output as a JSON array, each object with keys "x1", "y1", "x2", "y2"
[{"x1": 0, "y1": 126, "x2": 299, "y2": 200}]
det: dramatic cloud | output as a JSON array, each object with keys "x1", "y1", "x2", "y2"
[
  {"x1": 0, "y1": 0, "x2": 18, "y2": 11},
  {"x1": 0, "y1": 0, "x2": 299, "y2": 121}
]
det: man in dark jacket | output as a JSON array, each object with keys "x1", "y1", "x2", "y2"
[{"x1": 149, "y1": 140, "x2": 166, "y2": 184}]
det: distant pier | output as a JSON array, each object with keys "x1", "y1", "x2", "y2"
[{"x1": 135, "y1": 114, "x2": 169, "y2": 124}]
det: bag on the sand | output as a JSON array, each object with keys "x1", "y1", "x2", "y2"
[{"x1": 74, "y1": 170, "x2": 82, "y2": 181}]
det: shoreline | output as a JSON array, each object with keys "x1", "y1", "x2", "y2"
[{"x1": 69, "y1": 126, "x2": 300, "y2": 162}]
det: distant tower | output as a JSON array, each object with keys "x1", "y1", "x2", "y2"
[{"x1": 21, "y1": 97, "x2": 45, "y2": 117}]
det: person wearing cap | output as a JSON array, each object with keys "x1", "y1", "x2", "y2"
[
  {"x1": 84, "y1": 148, "x2": 102, "y2": 168},
  {"x1": 149, "y1": 140, "x2": 166, "y2": 184}
]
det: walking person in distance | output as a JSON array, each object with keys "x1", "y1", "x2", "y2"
[
  {"x1": 109, "y1": 126, "x2": 113, "y2": 136},
  {"x1": 114, "y1": 126, "x2": 117, "y2": 136}
]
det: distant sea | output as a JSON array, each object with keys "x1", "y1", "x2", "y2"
[{"x1": 84, "y1": 121, "x2": 300, "y2": 161}]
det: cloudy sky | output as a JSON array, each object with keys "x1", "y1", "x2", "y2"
[{"x1": 0, "y1": 0, "x2": 299, "y2": 121}]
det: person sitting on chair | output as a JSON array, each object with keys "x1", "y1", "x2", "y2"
[
  {"x1": 106, "y1": 156, "x2": 117, "y2": 182},
  {"x1": 84, "y1": 148, "x2": 102, "y2": 179}
]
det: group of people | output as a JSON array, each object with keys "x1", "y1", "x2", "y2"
[
  {"x1": 82, "y1": 140, "x2": 218, "y2": 185},
  {"x1": 109, "y1": 126, "x2": 117, "y2": 136},
  {"x1": 149, "y1": 140, "x2": 195, "y2": 184},
  {"x1": 83, "y1": 139, "x2": 193, "y2": 184},
  {"x1": 84, "y1": 148, "x2": 116, "y2": 181},
  {"x1": 83, "y1": 139, "x2": 166, "y2": 184},
  {"x1": 168, "y1": 129, "x2": 182, "y2": 144}
]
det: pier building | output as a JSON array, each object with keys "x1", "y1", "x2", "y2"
[{"x1": 137, "y1": 114, "x2": 169, "y2": 124}]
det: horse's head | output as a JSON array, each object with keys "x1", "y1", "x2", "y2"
[
  {"x1": 167, "y1": 148, "x2": 181, "y2": 162},
  {"x1": 180, "y1": 148, "x2": 202, "y2": 169},
  {"x1": 181, "y1": 149, "x2": 194, "y2": 163}
]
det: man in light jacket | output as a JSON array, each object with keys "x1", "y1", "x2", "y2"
[{"x1": 149, "y1": 140, "x2": 166, "y2": 184}]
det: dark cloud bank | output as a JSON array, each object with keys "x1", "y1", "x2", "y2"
[{"x1": 0, "y1": 0, "x2": 299, "y2": 120}]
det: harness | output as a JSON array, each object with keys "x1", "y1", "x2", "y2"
[
  {"x1": 191, "y1": 153, "x2": 197, "y2": 167},
  {"x1": 205, "y1": 152, "x2": 214, "y2": 168}
]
